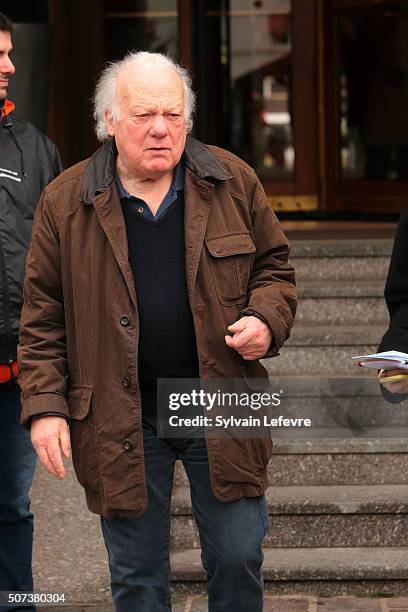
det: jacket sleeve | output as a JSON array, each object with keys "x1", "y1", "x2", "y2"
[
  {"x1": 18, "y1": 189, "x2": 69, "y2": 428},
  {"x1": 378, "y1": 208, "x2": 408, "y2": 403},
  {"x1": 239, "y1": 175, "x2": 297, "y2": 356}
]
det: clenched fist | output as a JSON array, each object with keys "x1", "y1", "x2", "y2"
[{"x1": 225, "y1": 315, "x2": 272, "y2": 360}]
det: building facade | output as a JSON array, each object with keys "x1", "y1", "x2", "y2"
[{"x1": 5, "y1": 0, "x2": 408, "y2": 219}]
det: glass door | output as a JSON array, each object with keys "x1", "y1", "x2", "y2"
[
  {"x1": 324, "y1": 0, "x2": 408, "y2": 214},
  {"x1": 104, "y1": 0, "x2": 179, "y2": 61},
  {"x1": 190, "y1": 0, "x2": 318, "y2": 212}
]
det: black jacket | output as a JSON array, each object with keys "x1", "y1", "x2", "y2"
[
  {"x1": 378, "y1": 208, "x2": 408, "y2": 402},
  {"x1": 379, "y1": 209, "x2": 408, "y2": 353},
  {"x1": 0, "y1": 109, "x2": 62, "y2": 362}
]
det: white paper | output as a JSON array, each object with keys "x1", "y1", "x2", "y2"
[{"x1": 353, "y1": 351, "x2": 408, "y2": 369}]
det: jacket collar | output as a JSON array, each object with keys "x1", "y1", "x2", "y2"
[
  {"x1": 81, "y1": 135, "x2": 232, "y2": 205},
  {"x1": 183, "y1": 135, "x2": 232, "y2": 181}
]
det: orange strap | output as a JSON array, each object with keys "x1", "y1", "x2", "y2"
[
  {"x1": 0, "y1": 99, "x2": 15, "y2": 119},
  {"x1": 0, "y1": 361, "x2": 18, "y2": 383}
]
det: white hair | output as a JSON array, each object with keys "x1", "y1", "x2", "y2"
[{"x1": 93, "y1": 51, "x2": 196, "y2": 141}]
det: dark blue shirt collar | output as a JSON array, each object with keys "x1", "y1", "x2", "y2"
[{"x1": 116, "y1": 162, "x2": 184, "y2": 222}]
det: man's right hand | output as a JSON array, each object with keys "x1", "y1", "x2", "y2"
[{"x1": 30, "y1": 416, "x2": 71, "y2": 479}]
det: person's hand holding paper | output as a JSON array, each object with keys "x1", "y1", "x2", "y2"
[
  {"x1": 378, "y1": 368, "x2": 408, "y2": 393},
  {"x1": 353, "y1": 350, "x2": 408, "y2": 394}
]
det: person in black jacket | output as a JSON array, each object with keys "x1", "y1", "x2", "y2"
[
  {"x1": 378, "y1": 208, "x2": 408, "y2": 399},
  {"x1": 0, "y1": 13, "x2": 61, "y2": 611}
]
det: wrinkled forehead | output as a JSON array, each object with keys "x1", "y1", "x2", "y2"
[{"x1": 116, "y1": 67, "x2": 184, "y2": 112}]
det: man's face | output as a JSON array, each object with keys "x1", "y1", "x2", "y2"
[
  {"x1": 105, "y1": 67, "x2": 186, "y2": 180},
  {"x1": 0, "y1": 30, "x2": 15, "y2": 102}
]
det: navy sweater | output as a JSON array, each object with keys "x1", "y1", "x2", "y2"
[{"x1": 122, "y1": 193, "x2": 200, "y2": 419}]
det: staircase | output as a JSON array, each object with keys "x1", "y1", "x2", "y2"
[
  {"x1": 269, "y1": 238, "x2": 391, "y2": 377},
  {"x1": 169, "y1": 237, "x2": 408, "y2": 596}
]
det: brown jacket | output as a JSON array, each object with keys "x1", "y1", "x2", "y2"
[{"x1": 18, "y1": 136, "x2": 297, "y2": 518}]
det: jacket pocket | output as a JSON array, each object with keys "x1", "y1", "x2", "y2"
[
  {"x1": 205, "y1": 233, "x2": 256, "y2": 306},
  {"x1": 67, "y1": 385, "x2": 100, "y2": 492}
]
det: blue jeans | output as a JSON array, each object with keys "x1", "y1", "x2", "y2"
[
  {"x1": 0, "y1": 383, "x2": 36, "y2": 612},
  {"x1": 101, "y1": 421, "x2": 269, "y2": 612}
]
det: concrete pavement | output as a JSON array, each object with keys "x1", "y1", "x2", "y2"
[
  {"x1": 37, "y1": 595, "x2": 408, "y2": 610},
  {"x1": 30, "y1": 462, "x2": 408, "y2": 611}
]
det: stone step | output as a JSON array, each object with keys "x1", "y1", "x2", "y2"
[
  {"x1": 170, "y1": 485, "x2": 408, "y2": 549},
  {"x1": 293, "y1": 257, "x2": 389, "y2": 282},
  {"x1": 264, "y1": 346, "x2": 378, "y2": 375},
  {"x1": 172, "y1": 513, "x2": 408, "y2": 550},
  {"x1": 177, "y1": 394, "x2": 408, "y2": 431},
  {"x1": 273, "y1": 438, "x2": 408, "y2": 454},
  {"x1": 294, "y1": 297, "x2": 387, "y2": 326},
  {"x1": 268, "y1": 324, "x2": 387, "y2": 374},
  {"x1": 290, "y1": 239, "x2": 392, "y2": 259},
  {"x1": 170, "y1": 546, "x2": 408, "y2": 582},
  {"x1": 287, "y1": 325, "x2": 385, "y2": 346},
  {"x1": 171, "y1": 484, "x2": 408, "y2": 515},
  {"x1": 268, "y1": 451, "x2": 408, "y2": 486},
  {"x1": 298, "y1": 280, "x2": 385, "y2": 299},
  {"x1": 235, "y1": 376, "x2": 408, "y2": 429},
  {"x1": 174, "y1": 445, "x2": 408, "y2": 487}
]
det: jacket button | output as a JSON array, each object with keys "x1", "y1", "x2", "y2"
[
  {"x1": 120, "y1": 315, "x2": 130, "y2": 327},
  {"x1": 122, "y1": 376, "x2": 131, "y2": 388},
  {"x1": 123, "y1": 439, "x2": 133, "y2": 452}
]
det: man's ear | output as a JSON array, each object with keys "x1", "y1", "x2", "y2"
[{"x1": 105, "y1": 110, "x2": 115, "y2": 137}]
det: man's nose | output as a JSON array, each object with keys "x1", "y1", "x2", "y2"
[
  {"x1": 149, "y1": 113, "x2": 168, "y2": 137},
  {"x1": 2, "y1": 55, "x2": 15, "y2": 75}
]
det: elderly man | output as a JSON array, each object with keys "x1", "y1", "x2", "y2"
[{"x1": 18, "y1": 52, "x2": 297, "y2": 612}]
